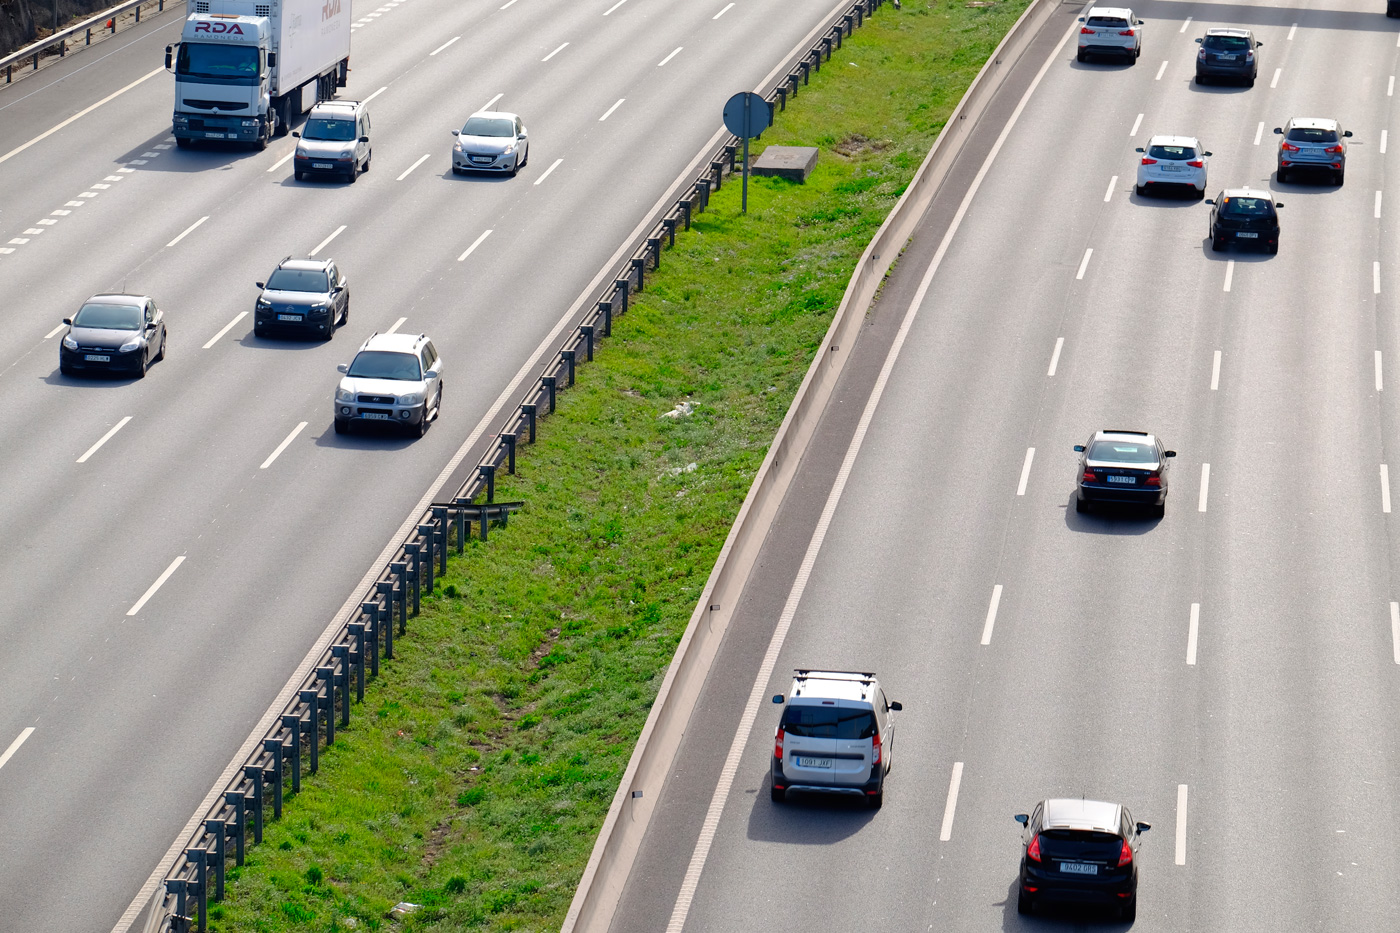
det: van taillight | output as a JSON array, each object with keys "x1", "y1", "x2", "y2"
[
  {"x1": 774, "y1": 727, "x2": 785, "y2": 759},
  {"x1": 1027, "y1": 834, "x2": 1043, "y2": 862},
  {"x1": 872, "y1": 731, "x2": 882, "y2": 765},
  {"x1": 1117, "y1": 840, "x2": 1133, "y2": 867}
]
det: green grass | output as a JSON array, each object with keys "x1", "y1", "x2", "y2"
[{"x1": 209, "y1": 3, "x2": 1029, "y2": 930}]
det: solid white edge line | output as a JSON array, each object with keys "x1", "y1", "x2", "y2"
[
  {"x1": 1271, "y1": 67, "x2": 1281, "y2": 88},
  {"x1": 1287, "y1": 22, "x2": 1297, "y2": 39},
  {"x1": 1075, "y1": 247, "x2": 1092, "y2": 280},
  {"x1": 1254, "y1": 121, "x2": 1264, "y2": 146},
  {"x1": 1391, "y1": 602, "x2": 1400, "y2": 664},
  {"x1": 1377, "y1": 350, "x2": 1384, "y2": 392},
  {"x1": 397, "y1": 153, "x2": 431, "y2": 181},
  {"x1": 981, "y1": 585, "x2": 1003, "y2": 645},
  {"x1": 1186, "y1": 602, "x2": 1199, "y2": 665},
  {"x1": 1175, "y1": 784, "x2": 1188, "y2": 865},
  {"x1": 1129, "y1": 113, "x2": 1143, "y2": 136},
  {"x1": 1179, "y1": 15, "x2": 1191, "y2": 32},
  {"x1": 429, "y1": 35, "x2": 461, "y2": 56},
  {"x1": 1198, "y1": 463, "x2": 1210, "y2": 512},
  {"x1": 1103, "y1": 174, "x2": 1116, "y2": 202},
  {"x1": 1223, "y1": 260, "x2": 1234, "y2": 292},
  {"x1": 600, "y1": 98, "x2": 626, "y2": 121},
  {"x1": 713, "y1": 1, "x2": 734, "y2": 18},
  {"x1": 363, "y1": 86, "x2": 389, "y2": 104},
  {"x1": 534, "y1": 158, "x2": 563, "y2": 185},
  {"x1": 166, "y1": 216, "x2": 209, "y2": 248},
  {"x1": 939, "y1": 762, "x2": 965, "y2": 840},
  {"x1": 482, "y1": 92, "x2": 504, "y2": 111},
  {"x1": 1047, "y1": 336, "x2": 1063, "y2": 376},
  {"x1": 311, "y1": 224, "x2": 346, "y2": 257},
  {"x1": 267, "y1": 149, "x2": 296, "y2": 173},
  {"x1": 126, "y1": 556, "x2": 186, "y2": 617},
  {"x1": 1016, "y1": 448, "x2": 1035, "y2": 496},
  {"x1": 386, "y1": 316, "x2": 407, "y2": 334},
  {"x1": 1383, "y1": 464, "x2": 1392, "y2": 514},
  {"x1": 260, "y1": 421, "x2": 308, "y2": 470},
  {"x1": 45, "y1": 323, "x2": 66, "y2": 339},
  {"x1": 659, "y1": 46, "x2": 683, "y2": 66},
  {"x1": 0, "y1": 727, "x2": 35, "y2": 771},
  {"x1": 542, "y1": 41, "x2": 569, "y2": 61},
  {"x1": 1210, "y1": 349, "x2": 1221, "y2": 390},
  {"x1": 202, "y1": 311, "x2": 248, "y2": 349},
  {"x1": 77, "y1": 415, "x2": 133, "y2": 464},
  {"x1": 457, "y1": 229, "x2": 494, "y2": 262},
  {"x1": 0, "y1": 66, "x2": 165, "y2": 166},
  {"x1": 603, "y1": 0, "x2": 629, "y2": 13}
]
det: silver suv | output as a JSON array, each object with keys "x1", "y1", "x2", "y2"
[
  {"x1": 1274, "y1": 117, "x2": 1352, "y2": 186},
  {"x1": 770, "y1": 669, "x2": 901, "y2": 808},
  {"x1": 333, "y1": 333, "x2": 443, "y2": 436}
]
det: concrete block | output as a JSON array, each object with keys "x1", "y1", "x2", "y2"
[{"x1": 751, "y1": 145, "x2": 818, "y2": 182}]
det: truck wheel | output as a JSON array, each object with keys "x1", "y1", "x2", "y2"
[{"x1": 274, "y1": 98, "x2": 291, "y2": 137}]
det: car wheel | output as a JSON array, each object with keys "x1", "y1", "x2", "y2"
[
  {"x1": 294, "y1": 170, "x2": 304, "y2": 181},
  {"x1": 1211, "y1": 235, "x2": 1225, "y2": 252},
  {"x1": 1277, "y1": 167, "x2": 1288, "y2": 184},
  {"x1": 254, "y1": 325, "x2": 268, "y2": 339},
  {"x1": 254, "y1": 129, "x2": 268, "y2": 152},
  {"x1": 1075, "y1": 497, "x2": 1089, "y2": 514},
  {"x1": 1335, "y1": 169, "x2": 1345, "y2": 186},
  {"x1": 1017, "y1": 890, "x2": 1033, "y2": 915},
  {"x1": 60, "y1": 363, "x2": 74, "y2": 376},
  {"x1": 1195, "y1": 73, "x2": 1206, "y2": 85},
  {"x1": 521, "y1": 143, "x2": 528, "y2": 167},
  {"x1": 340, "y1": 299, "x2": 349, "y2": 327},
  {"x1": 135, "y1": 350, "x2": 148, "y2": 379},
  {"x1": 346, "y1": 165, "x2": 357, "y2": 184},
  {"x1": 432, "y1": 385, "x2": 442, "y2": 420},
  {"x1": 869, "y1": 789, "x2": 883, "y2": 810},
  {"x1": 451, "y1": 166, "x2": 463, "y2": 176},
  {"x1": 334, "y1": 418, "x2": 349, "y2": 435},
  {"x1": 770, "y1": 783, "x2": 785, "y2": 803},
  {"x1": 1269, "y1": 241, "x2": 1279, "y2": 255},
  {"x1": 154, "y1": 330, "x2": 166, "y2": 362},
  {"x1": 510, "y1": 155, "x2": 520, "y2": 177},
  {"x1": 415, "y1": 410, "x2": 430, "y2": 438},
  {"x1": 1120, "y1": 897, "x2": 1137, "y2": 923},
  {"x1": 363, "y1": 152, "x2": 371, "y2": 172},
  {"x1": 1077, "y1": 50, "x2": 1086, "y2": 62},
  {"x1": 1247, "y1": 75, "x2": 1256, "y2": 87},
  {"x1": 1152, "y1": 503, "x2": 1165, "y2": 519},
  {"x1": 1195, "y1": 187, "x2": 1206, "y2": 201}
]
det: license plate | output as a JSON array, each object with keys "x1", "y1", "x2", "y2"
[
  {"x1": 1060, "y1": 862, "x2": 1099, "y2": 875},
  {"x1": 1237, "y1": 232, "x2": 1258, "y2": 238},
  {"x1": 1107, "y1": 475, "x2": 1136, "y2": 484},
  {"x1": 362, "y1": 412, "x2": 391, "y2": 421},
  {"x1": 1221, "y1": 53, "x2": 1238, "y2": 60},
  {"x1": 84, "y1": 354, "x2": 110, "y2": 362},
  {"x1": 796, "y1": 757, "x2": 833, "y2": 768},
  {"x1": 206, "y1": 132, "x2": 225, "y2": 138},
  {"x1": 313, "y1": 162, "x2": 333, "y2": 169},
  {"x1": 277, "y1": 314, "x2": 303, "y2": 322},
  {"x1": 1160, "y1": 165, "x2": 1182, "y2": 172}
]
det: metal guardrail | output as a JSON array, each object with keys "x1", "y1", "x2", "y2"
[
  {"x1": 141, "y1": 2, "x2": 891, "y2": 931},
  {"x1": 2, "y1": 0, "x2": 176, "y2": 83}
]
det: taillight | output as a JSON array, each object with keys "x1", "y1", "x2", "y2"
[
  {"x1": 1140, "y1": 157, "x2": 1157, "y2": 165},
  {"x1": 1187, "y1": 160, "x2": 1204, "y2": 168},
  {"x1": 1117, "y1": 840, "x2": 1133, "y2": 867},
  {"x1": 872, "y1": 731, "x2": 882, "y2": 765},
  {"x1": 774, "y1": 727, "x2": 785, "y2": 759},
  {"x1": 1325, "y1": 144, "x2": 1344, "y2": 153},
  {"x1": 1146, "y1": 472, "x2": 1161, "y2": 486},
  {"x1": 1246, "y1": 50, "x2": 1255, "y2": 60},
  {"x1": 1281, "y1": 142, "x2": 1300, "y2": 152},
  {"x1": 1028, "y1": 834, "x2": 1043, "y2": 862},
  {"x1": 1082, "y1": 470, "x2": 1098, "y2": 482},
  {"x1": 1080, "y1": 26, "x2": 1094, "y2": 33},
  {"x1": 1119, "y1": 28, "x2": 1134, "y2": 35}
]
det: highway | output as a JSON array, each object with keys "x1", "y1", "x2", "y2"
[
  {"x1": 0, "y1": 1, "x2": 861, "y2": 930},
  {"x1": 611, "y1": 0, "x2": 1400, "y2": 930}
]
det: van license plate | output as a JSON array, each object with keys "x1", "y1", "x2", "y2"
[
  {"x1": 277, "y1": 314, "x2": 303, "y2": 322},
  {"x1": 796, "y1": 757, "x2": 833, "y2": 768},
  {"x1": 313, "y1": 162, "x2": 332, "y2": 169},
  {"x1": 1237, "y1": 232, "x2": 1258, "y2": 238},
  {"x1": 84, "y1": 354, "x2": 110, "y2": 362},
  {"x1": 362, "y1": 412, "x2": 390, "y2": 420},
  {"x1": 1107, "y1": 475, "x2": 1136, "y2": 484},
  {"x1": 1060, "y1": 862, "x2": 1098, "y2": 875}
]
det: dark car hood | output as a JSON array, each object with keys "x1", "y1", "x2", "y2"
[
  {"x1": 261, "y1": 289, "x2": 327, "y2": 308},
  {"x1": 69, "y1": 326, "x2": 141, "y2": 349}
]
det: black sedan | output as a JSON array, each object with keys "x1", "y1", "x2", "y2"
[
  {"x1": 1074, "y1": 430, "x2": 1175, "y2": 516},
  {"x1": 1207, "y1": 187, "x2": 1283, "y2": 254},
  {"x1": 254, "y1": 258, "x2": 349, "y2": 340},
  {"x1": 59, "y1": 294, "x2": 166, "y2": 378},
  {"x1": 1015, "y1": 798, "x2": 1151, "y2": 921}
]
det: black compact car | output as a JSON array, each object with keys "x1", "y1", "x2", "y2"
[
  {"x1": 1194, "y1": 28, "x2": 1260, "y2": 86},
  {"x1": 1207, "y1": 188, "x2": 1282, "y2": 254},
  {"x1": 1015, "y1": 798, "x2": 1151, "y2": 921},
  {"x1": 1074, "y1": 430, "x2": 1174, "y2": 516},
  {"x1": 254, "y1": 258, "x2": 349, "y2": 339},
  {"x1": 59, "y1": 293, "x2": 166, "y2": 378}
]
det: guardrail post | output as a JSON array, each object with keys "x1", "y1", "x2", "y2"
[
  {"x1": 452, "y1": 497, "x2": 469, "y2": 550},
  {"x1": 348, "y1": 623, "x2": 365, "y2": 701},
  {"x1": 631, "y1": 256, "x2": 646, "y2": 291},
  {"x1": 58, "y1": 39, "x2": 65, "y2": 57},
  {"x1": 777, "y1": 85, "x2": 787, "y2": 111},
  {"x1": 205, "y1": 818, "x2": 226, "y2": 901},
  {"x1": 541, "y1": 375, "x2": 557, "y2": 414},
  {"x1": 362, "y1": 600, "x2": 381, "y2": 676},
  {"x1": 822, "y1": 36, "x2": 832, "y2": 61},
  {"x1": 615, "y1": 276, "x2": 631, "y2": 310},
  {"x1": 801, "y1": 60, "x2": 811, "y2": 84},
  {"x1": 694, "y1": 179, "x2": 709, "y2": 211},
  {"x1": 403, "y1": 544, "x2": 421, "y2": 617},
  {"x1": 225, "y1": 790, "x2": 246, "y2": 865},
  {"x1": 561, "y1": 348, "x2": 576, "y2": 386},
  {"x1": 243, "y1": 765, "x2": 264, "y2": 844},
  {"x1": 647, "y1": 236, "x2": 662, "y2": 271},
  {"x1": 599, "y1": 301, "x2": 613, "y2": 338},
  {"x1": 581, "y1": 325, "x2": 594, "y2": 362},
  {"x1": 479, "y1": 463, "x2": 496, "y2": 503},
  {"x1": 281, "y1": 714, "x2": 302, "y2": 791},
  {"x1": 521, "y1": 402, "x2": 538, "y2": 442},
  {"x1": 432, "y1": 506, "x2": 448, "y2": 574},
  {"x1": 331, "y1": 645, "x2": 351, "y2": 726},
  {"x1": 416, "y1": 526, "x2": 435, "y2": 594},
  {"x1": 711, "y1": 160, "x2": 724, "y2": 189},
  {"x1": 663, "y1": 216, "x2": 677, "y2": 247},
  {"x1": 165, "y1": 878, "x2": 188, "y2": 930},
  {"x1": 724, "y1": 144, "x2": 737, "y2": 170},
  {"x1": 135, "y1": 4, "x2": 140, "y2": 22},
  {"x1": 300, "y1": 690, "x2": 319, "y2": 773},
  {"x1": 186, "y1": 848, "x2": 206, "y2": 932},
  {"x1": 263, "y1": 737, "x2": 285, "y2": 818},
  {"x1": 387, "y1": 565, "x2": 406, "y2": 636},
  {"x1": 317, "y1": 667, "x2": 336, "y2": 744},
  {"x1": 503, "y1": 431, "x2": 517, "y2": 474},
  {"x1": 478, "y1": 504, "x2": 491, "y2": 542},
  {"x1": 680, "y1": 199, "x2": 692, "y2": 230}
]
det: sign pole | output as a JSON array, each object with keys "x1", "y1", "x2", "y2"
[{"x1": 742, "y1": 95, "x2": 750, "y2": 214}]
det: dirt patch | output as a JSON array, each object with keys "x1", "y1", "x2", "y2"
[{"x1": 833, "y1": 134, "x2": 893, "y2": 159}]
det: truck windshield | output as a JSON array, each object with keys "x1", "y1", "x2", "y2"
[{"x1": 177, "y1": 42, "x2": 259, "y2": 79}]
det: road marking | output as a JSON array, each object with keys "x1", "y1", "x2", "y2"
[
  {"x1": 386, "y1": 316, "x2": 407, "y2": 334},
  {"x1": 1175, "y1": 784, "x2": 1188, "y2": 865},
  {"x1": 0, "y1": 67, "x2": 164, "y2": 166},
  {"x1": 1179, "y1": 15, "x2": 1191, "y2": 32},
  {"x1": 1016, "y1": 448, "x2": 1035, "y2": 496},
  {"x1": 65, "y1": 201, "x2": 86, "y2": 207},
  {"x1": 1076, "y1": 247, "x2": 1093, "y2": 280},
  {"x1": 1287, "y1": 22, "x2": 1297, "y2": 40},
  {"x1": 91, "y1": 184, "x2": 110, "y2": 190},
  {"x1": 261, "y1": 421, "x2": 308, "y2": 469},
  {"x1": 600, "y1": 98, "x2": 626, "y2": 121},
  {"x1": 311, "y1": 225, "x2": 346, "y2": 257},
  {"x1": 1383, "y1": 464, "x2": 1392, "y2": 513},
  {"x1": 1271, "y1": 67, "x2": 1281, "y2": 88},
  {"x1": 1392, "y1": 602, "x2": 1400, "y2": 663},
  {"x1": 1129, "y1": 113, "x2": 1143, "y2": 137},
  {"x1": 482, "y1": 92, "x2": 504, "y2": 111},
  {"x1": 1376, "y1": 261, "x2": 1382, "y2": 295},
  {"x1": 1223, "y1": 260, "x2": 1234, "y2": 292},
  {"x1": 363, "y1": 86, "x2": 388, "y2": 104},
  {"x1": 939, "y1": 762, "x2": 965, "y2": 841},
  {"x1": 659, "y1": 46, "x2": 683, "y2": 66},
  {"x1": 51, "y1": 209, "x2": 71, "y2": 215},
  {"x1": 534, "y1": 158, "x2": 563, "y2": 185},
  {"x1": 542, "y1": 41, "x2": 569, "y2": 62},
  {"x1": 77, "y1": 416, "x2": 132, "y2": 463},
  {"x1": 45, "y1": 323, "x2": 66, "y2": 339},
  {"x1": 1155, "y1": 60, "x2": 1168, "y2": 81},
  {"x1": 127, "y1": 556, "x2": 185, "y2": 617},
  {"x1": 0, "y1": 728, "x2": 35, "y2": 771},
  {"x1": 203, "y1": 311, "x2": 248, "y2": 349},
  {"x1": 1187, "y1": 603, "x2": 1200, "y2": 665},
  {"x1": 1254, "y1": 121, "x2": 1264, "y2": 146},
  {"x1": 1047, "y1": 337, "x2": 1063, "y2": 376},
  {"x1": 603, "y1": 0, "x2": 630, "y2": 13},
  {"x1": 1103, "y1": 175, "x2": 1117, "y2": 202},
  {"x1": 981, "y1": 586, "x2": 1003, "y2": 645},
  {"x1": 1392, "y1": 76, "x2": 1397, "y2": 97},
  {"x1": 457, "y1": 229, "x2": 493, "y2": 261},
  {"x1": 79, "y1": 191, "x2": 99, "y2": 198},
  {"x1": 266, "y1": 149, "x2": 295, "y2": 172},
  {"x1": 1198, "y1": 463, "x2": 1210, "y2": 512},
  {"x1": 397, "y1": 153, "x2": 430, "y2": 181},
  {"x1": 1377, "y1": 191, "x2": 1384, "y2": 219},
  {"x1": 430, "y1": 36, "x2": 460, "y2": 56},
  {"x1": 1211, "y1": 350, "x2": 1221, "y2": 390},
  {"x1": 713, "y1": 2, "x2": 734, "y2": 18},
  {"x1": 1384, "y1": 131, "x2": 1390, "y2": 154},
  {"x1": 1377, "y1": 350, "x2": 1384, "y2": 391},
  {"x1": 166, "y1": 216, "x2": 209, "y2": 248},
  {"x1": 500, "y1": 0, "x2": 518, "y2": 7}
]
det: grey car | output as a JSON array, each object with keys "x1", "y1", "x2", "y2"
[
  {"x1": 1194, "y1": 28, "x2": 1260, "y2": 86},
  {"x1": 1275, "y1": 117, "x2": 1352, "y2": 185},
  {"x1": 333, "y1": 332, "x2": 443, "y2": 436},
  {"x1": 451, "y1": 111, "x2": 529, "y2": 176},
  {"x1": 255, "y1": 258, "x2": 349, "y2": 340},
  {"x1": 59, "y1": 293, "x2": 166, "y2": 378}
]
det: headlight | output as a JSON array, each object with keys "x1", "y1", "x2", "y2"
[
  {"x1": 120, "y1": 337, "x2": 142, "y2": 352},
  {"x1": 173, "y1": 114, "x2": 189, "y2": 124},
  {"x1": 295, "y1": 148, "x2": 307, "y2": 158},
  {"x1": 398, "y1": 393, "x2": 423, "y2": 406},
  {"x1": 256, "y1": 298, "x2": 272, "y2": 310},
  {"x1": 335, "y1": 387, "x2": 356, "y2": 402},
  {"x1": 62, "y1": 335, "x2": 78, "y2": 349},
  {"x1": 241, "y1": 119, "x2": 258, "y2": 127},
  {"x1": 453, "y1": 142, "x2": 463, "y2": 152},
  {"x1": 340, "y1": 149, "x2": 355, "y2": 159},
  {"x1": 502, "y1": 144, "x2": 515, "y2": 154}
]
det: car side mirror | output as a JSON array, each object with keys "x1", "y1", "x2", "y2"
[
  {"x1": 62, "y1": 317, "x2": 72, "y2": 325},
  {"x1": 520, "y1": 129, "x2": 527, "y2": 138},
  {"x1": 426, "y1": 367, "x2": 440, "y2": 379},
  {"x1": 1073, "y1": 445, "x2": 1085, "y2": 452},
  {"x1": 1204, "y1": 151, "x2": 1213, "y2": 157},
  {"x1": 1275, "y1": 202, "x2": 1284, "y2": 208},
  {"x1": 255, "y1": 281, "x2": 265, "y2": 289},
  {"x1": 1077, "y1": 15, "x2": 1085, "y2": 21},
  {"x1": 1134, "y1": 18, "x2": 1143, "y2": 24},
  {"x1": 291, "y1": 131, "x2": 300, "y2": 138},
  {"x1": 451, "y1": 129, "x2": 460, "y2": 136},
  {"x1": 1273, "y1": 127, "x2": 1283, "y2": 135},
  {"x1": 889, "y1": 701, "x2": 902, "y2": 711},
  {"x1": 1014, "y1": 814, "x2": 1029, "y2": 826},
  {"x1": 336, "y1": 363, "x2": 348, "y2": 374},
  {"x1": 1344, "y1": 130, "x2": 1354, "y2": 138},
  {"x1": 359, "y1": 135, "x2": 369, "y2": 143},
  {"x1": 1134, "y1": 147, "x2": 1144, "y2": 153},
  {"x1": 1256, "y1": 40, "x2": 1263, "y2": 46},
  {"x1": 1164, "y1": 450, "x2": 1177, "y2": 457},
  {"x1": 146, "y1": 322, "x2": 157, "y2": 330},
  {"x1": 266, "y1": 51, "x2": 276, "y2": 67},
  {"x1": 1136, "y1": 821, "x2": 1152, "y2": 833},
  {"x1": 771, "y1": 694, "x2": 784, "y2": 704},
  {"x1": 164, "y1": 46, "x2": 173, "y2": 69},
  {"x1": 1204, "y1": 198, "x2": 1215, "y2": 205}
]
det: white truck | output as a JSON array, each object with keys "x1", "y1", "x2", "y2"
[{"x1": 165, "y1": 0, "x2": 351, "y2": 149}]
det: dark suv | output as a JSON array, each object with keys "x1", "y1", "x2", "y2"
[
  {"x1": 1207, "y1": 187, "x2": 1283, "y2": 254},
  {"x1": 1015, "y1": 798, "x2": 1151, "y2": 921},
  {"x1": 254, "y1": 258, "x2": 349, "y2": 339},
  {"x1": 1194, "y1": 28, "x2": 1260, "y2": 86}
]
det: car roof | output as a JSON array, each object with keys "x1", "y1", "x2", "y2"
[
  {"x1": 359, "y1": 332, "x2": 430, "y2": 354},
  {"x1": 85, "y1": 293, "x2": 148, "y2": 304},
  {"x1": 1287, "y1": 117, "x2": 1339, "y2": 130},
  {"x1": 468, "y1": 110, "x2": 521, "y2": 121},
  {"x1": 1146, "y1": 134, "x2": 1200, "y2": 148},
  {"x1": 1043, "y1": 798, "x2": 1122, "y2": 832},
  {"x1": 788, "y1": 669, "x2": 880, "y2": 705},
  {"x1": 1085, "y1": 6, "x2": 1133, "y2": 17},
  {"x1": 1203, "y1": 27, "x2": 1251, "y2": 37},
  {"x1": 1220, "y1": 186, "x2": 1272, "y2": 199},
  {"x1": 278, "y1": 258, "x2": 332, "y2": 271},
  {"x1": 309, "y1": 99, "x2": 361, "y2": 117}
]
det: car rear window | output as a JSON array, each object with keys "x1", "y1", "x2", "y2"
[
  {"x1": 1087, "y1": 440, "x2": 1157, "y2": 463},
  {"x1": 1287, "y1": 127, "x2": 1339, "y2": 143},
  {"x1": 1202, "y1": 35, "x2": 1249, "y2": 50},
  {"x1": 1148, "y1": 144, "x2": 1196, "y2": 160},
  {"x1": 1086, "y1": 15, "x2": 1128, "y2": 27},
  {"x1": 267, "y1": 268, "x2": 330, "y2": 292},
  {"x1": 781, "y1": 705, "x2": 876, "y2": 739},
  {"x1": 347, "y1": 350, "x2": 422, "y2": 381},
  {"x1": 1219, "y1": 196, "x2": 1272, "y2": 216},
  {"x1": 1042, "y1": 829, "x2": 1121, "y2": 845}
]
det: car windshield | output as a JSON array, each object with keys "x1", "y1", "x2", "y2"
[
  {"x1": 1287, "y1": 127, "x2": 1339, "y2": 143},
  {"x1": 1086, "y1": 15, "x2": 1128, "y2": 27},
  {"x1": 780, "y1": 705, "x2": 877, "y2": 740},
  {"x1": 1148, "y1": 144, "x2": 1196, "y2": 160},
  {"x1": 460, "y1": 117, "x2": 515, "y2": 137},
  {"x1": 176, "y1": 42, "x2": 259, "y2": 79},
  {"x1": 1202, "y1": 35, "x2": 1249, "y2": 50},
  {"x1": 266, "y1": 268, "x2": 330, "y2": 292},
  {"x1": 73, "y1": 302, "x2": 143, "y2": 330},
  {"x1": 1088, "y1": 440, "x2": 1158, "y2": 463},
  {"x1": 302, "y1": 118, "x2": 356, "y2": 142},
  {"x1": 1219, "y1": 196, "x2": 1272, "y2": 216},
  {"x1": 347, "y1": 350, "x2": 421, "y2": 380}
]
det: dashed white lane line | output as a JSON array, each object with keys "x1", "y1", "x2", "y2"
[
  {"x1": 267, "y1": 149, "x2": 295, "y2": 172},
  {"x1": 713, "y1": 1, "x2": 734, "y2": 18},
  {"x1": 45, "y1": 323, "x2": 66, "y2": 339},
  {"x1": 430, "y1": 35, "x2": 460, "y2": 56},
  {"x1": 600, "y1": 98, "x2": 626, "y2": 121},
  {"x1": 939, "y1": 762, "x2": 965, "y2": 841},
  {"x1": 1211, "y1": 350, "x2": 1221, "y2": 390},
  {"x1": 363, "y1": 86, "x2": 388, "y2": 104},
  {"x1": 261, "y1": 421, "x2": 308, "y2": 470},
  {"x1": 481, "y1": 92, "x2": 504, "y2": 111},
  {"x1": 1377, "y1": 191, "x2": 1384, "y2": 219},
  {"x1": 534, "y1": 158, "x2": 563, "y2": 185},
  {"x1": 1047, "y1": 337, "x2": 1064, "y2": 376},
  {"x1": 1016, "y1": 448, "x2": 1035, "y2": 496},
  {"x1": 603, "y1": 0, "x2": 629, "y2": 13},
  {"x1": 1287, "y1": 22, "x2": 1297, "y2": 40},
  {"x1": 203, "y1": 311, "x2": 248, "y2": 349},
  {"x1": 500, "y1": 0, "x2": 518, "y2": 8},
  {"x1": 1186, "y1": 603, "x2": 1200, "y2": 665},
  {"x1": 311, "y1": 224, "x2": 346, "y2": 257},
  {"x1": 1104, "y1": 175, "x2": 1117, "y2": 202},
  {"x1": 1271, "y1": 67, "x2": 1282, "y2": 88},
  {"x1": 127, "y1": 556, "x2": 185, "y2": 616},
  {"x1": 0, "y1": 728, "x2": 35, "y2": 771},
  {"x1": 386, "y1": 316, "x2": 407, "y2": 334},
  {"x1": 397, "y1": 153, "x2": 430, "y2": 181},
  {"x1": 1129, "y1": 113, "x2": 1143, "y2": 137},
  {"x1": 1391, "y1": 602, "x2": 1400, "y2": 663},
  {"x1": 541, "y1": 41, "x2": 569, "y2": 62},
  {"x1": 1376, "y1": 261, "x2": 1382, "y2": 295},
  {"x1": 76, "y1": 416, "x2": 133, "y2": 463},
  {"x1": 658, "y1": 46, "x2": 683, "y2": 66},
  {"x1": 1392, "y1": 76, "x2": 1397, "y2": 97},
  {"x1": 1179, "y1": 15, "x2": 1191, "y2": 32},
  {"x1": 1377, "y1": 350, "x2": 1384, "y2": 392},
  {"x1": 0, "y1": 66, "x2": 164, "y2": 166},
  {"x1": 1175, "y1": 784, "x2": 1189, "y2": 865},
  {"x1": 457, "y1": 229, "x2": 493, "y2": 262},
  {"x1": 1384, "y1": 131, "x2": 1390, "y2": 155},
  {"x1": 166, "y1": 215, "x2": 209, "y2": 248},
  {"x1": 1383, "y1": 464, "x2": 1392, "y2": 513},
  {"x1": 1076, "y1": 247, "x2": 1093, "y2": 280},
  {"x1": 1254, "y1": 121, "x2": 1264, "y2": 146},
  {"x1": 1223, "y1": 260, "x2": 1234, "y2": 292},
  {"x1": 1155, "y1": 60, "x2": 1168, "y2": 81},
  {"x1": 1395, "y1": 30, "x2": 1399, "y2": 47},
  {"x1": 981, "y1": 585, "x2": 1003, "y2": 645},
  {"x1": 1198, "y1": 463, "x2": 1210, "y2": 512}
]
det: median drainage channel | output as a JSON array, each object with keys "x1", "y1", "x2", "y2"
[{"x1": 144, "y1": 1, "x2": 1030, "y2": 930}]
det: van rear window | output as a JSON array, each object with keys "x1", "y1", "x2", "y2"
[{"x1": 781, "y1": 706, "x2": 876, "y2": 739}]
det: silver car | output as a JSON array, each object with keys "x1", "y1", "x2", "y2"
[
  {"x1": 293, "y1": 99, "x2": 372, "y2": 184},
  {"x1": 1274, "y1": 117, "x2": 1352, "y2": 185},
  {"x1": 1134, "y1": 135, "x2": 1210, "y2": 198},
  {"x1": 1077, "y1": 6, "x2": 1142, "y2": 63},
  {"x1": 451, "y1": 110, "x2": 529, "y2": 176},
  {"x1": 333, "y1": 332, "x2": 443, "y2": 436}
]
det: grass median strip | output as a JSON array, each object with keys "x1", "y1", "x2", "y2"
[{"x1": 211, "y1": 2, "x2": 1029, "y2": 929}]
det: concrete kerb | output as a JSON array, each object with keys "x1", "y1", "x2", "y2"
[{"x1": 556, "y1": 0, "x2": 1061, "y2": 930}]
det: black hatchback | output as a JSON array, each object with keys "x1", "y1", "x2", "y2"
[
  {"x1": 1015, "y1": 798, "x2": 1151, "y2": 921},
  {"x1": 1207, "y1": 187, "x2": 1282, "y2": 254},
  {"x1": 1194, "y1": 28, "x2": 1260, "y2": 86}
]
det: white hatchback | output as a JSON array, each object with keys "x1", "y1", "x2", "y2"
[
  {"x1": 1077, "y1": 6, "x2": 1142, "y2": 63},
  {"x1": 1134, "y1": 135, "x2": 1210, "y2": 198}
]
